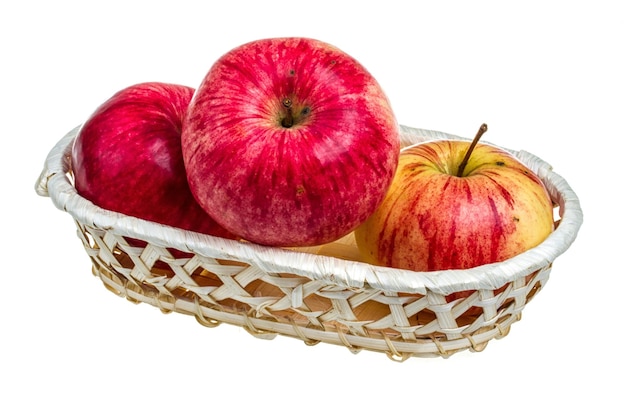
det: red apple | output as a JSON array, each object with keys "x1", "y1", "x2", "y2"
[
  {"x1": 354, "y1": 124, "x2": 554, "y2": 272},
  {"x1": 182, "y1": 37, "x2": 400, "y2": 247},
  {"x1": 71, "y1": 82, "x2": 236, "y2": 240}
]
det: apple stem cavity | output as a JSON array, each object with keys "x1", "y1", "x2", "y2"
[
  {"x1": 457, "y1": 123, "x2": 488, "y2": 177},
  {"x1": 281, "y1": 98, "x2": 294, "y2": 128}
]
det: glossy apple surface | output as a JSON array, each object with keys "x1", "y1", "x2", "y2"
[
  {"x1": 355, "y1": 139, "x2": 554, "y2": 271},
  {"x1": 71, "y1": 82, "x2": 236, "y2": 239},
  {"x1": 182, "y1": 37, "x2": 400, "y2": 247}
]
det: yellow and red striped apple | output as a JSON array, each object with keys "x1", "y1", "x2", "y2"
[
  {"x1": 182, "y1": 37, "x2": 400, "y2": 247},
  {"x1": 355, "y1": 125, "x2": 554, "y2": 272}
]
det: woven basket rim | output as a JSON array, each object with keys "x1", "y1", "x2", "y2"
[{"x1": 36, "y1": 124, "x2": 583, "y2": 295}]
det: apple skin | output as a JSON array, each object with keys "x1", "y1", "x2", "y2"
[
  {"x1": 71, "y1": 82, "x2": 237, "y2": 240},
  {"x1": 354, "y1": 139, "x2": 554, "y2": 272},
  {"x1": 182, "y1": 37, "x2": 400, "y2": 247}
]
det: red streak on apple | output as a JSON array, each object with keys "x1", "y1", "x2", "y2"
[{"x1": 183, "y1": 37, "x2": 400, "y2": 247}]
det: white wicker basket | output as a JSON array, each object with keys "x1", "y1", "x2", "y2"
[{"x1": 35, "y1": 124, "x2": 583, "y2": 360}]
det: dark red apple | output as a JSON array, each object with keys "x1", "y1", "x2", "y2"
[
  {"x1": 71, "y1": 82, "x2": 236, "y2": 240},
  {"x1": 182, "y1": 37, "x2": 401, "y2": 247}
]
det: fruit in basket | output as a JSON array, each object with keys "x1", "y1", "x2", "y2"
[
  {"x1": 71, "y1": 82, "x2": 237, "y2": 239},
  {"x1": 182, "y1": 37, "x2": 401, "y2": 247},
  {"x1": 355, "y1": 124, "x2": 554, "y2": 272}
]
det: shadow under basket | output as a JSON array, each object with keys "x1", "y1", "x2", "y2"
[{"x1": 36, "y1": 124, "x2": 583, "y2": 361}]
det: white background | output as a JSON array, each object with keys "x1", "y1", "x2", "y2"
[{"x1": 2, "y1": 1, "x2": 622, "y2": 398}]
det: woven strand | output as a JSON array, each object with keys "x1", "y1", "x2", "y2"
[
  {"x1": 335, "y1": 324, "x2": 362, "y2": 355},
  {"x1": 194, "y1": 295, "x2": 222, "y2": 328},
  {"x1": 290, "y1": 319, "x2": 321, "y2": 346},
  {"x1": 382, "y1": 333, "x2": 412, "y2": 362}
]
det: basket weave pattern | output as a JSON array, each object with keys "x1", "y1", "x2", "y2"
[{"x1": 36, "y1": 125, "x2": 582, "y2": 360}]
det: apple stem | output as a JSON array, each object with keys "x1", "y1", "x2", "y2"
[
  {"x1": 281, "y1": 98, "x2": 294, "y2": 128},
  {"x1": 456, "y1": 123, "x2": 488, "y2": 177}
]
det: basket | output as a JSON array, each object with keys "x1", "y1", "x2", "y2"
[{"x1": 35, "y1": 124, "x2": 582, "y2": 360}]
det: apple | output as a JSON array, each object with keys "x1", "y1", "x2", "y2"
[
  {"x1": 354, "y1": 124, "x2": 554, "y2": 272},
  {"x1": 182, "y1": 37, "x2": 401, "y2": 247},
  {"x1": 71, "y1": 81, "x2": 237, "y2": 241}
]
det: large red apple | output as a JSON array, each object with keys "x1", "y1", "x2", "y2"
[
  {"x1": 182, "y1": 37, "x2": 401, "y2": 247},
  {"x1": 71, "y1": 82, "x2": 236, "y2": 239},
  {"x1": 354, "y1": 125, "x2": 554, "y2": 272}
]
